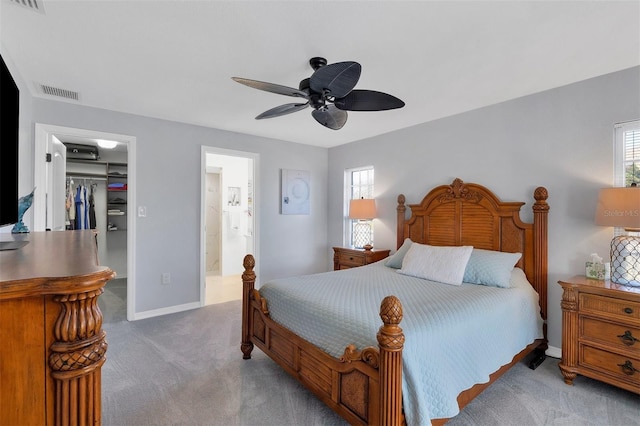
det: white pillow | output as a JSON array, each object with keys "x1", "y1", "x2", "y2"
[{"x1": 398, "y1": 243, "x2": 473, "y2": 286}]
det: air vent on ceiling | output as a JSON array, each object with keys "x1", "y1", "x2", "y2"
[
  {"x1": 9, "y1": 0, "x2": 45, "y2": 14},
  {"x1": 38, "y1": 83, "x2": 79, "y2": 101}
]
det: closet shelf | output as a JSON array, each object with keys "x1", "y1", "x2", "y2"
[
  {"x1": 66, "y1": 172, "x2": 107, "y2": 180},
  {"x1": 107, "y1": 162, "x2": 127, "y2": 237}
]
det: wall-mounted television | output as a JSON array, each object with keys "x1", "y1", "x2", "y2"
[{"x1": 0, "y1": 53, "x2": 20, "y2": 228}]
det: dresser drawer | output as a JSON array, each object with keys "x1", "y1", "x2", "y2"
[
  {"x1": 338, "y1": 252, "x2": 365, "y2": 267},
  {"x1": 581, "y1": 317, "x2": 640, "y2": 351},
  {"x1": 580, "y1": 293, "x2": 640, "y2": 321},
  {"x1": 580, "y1": 345, "x2": 640, "y2": 386}
]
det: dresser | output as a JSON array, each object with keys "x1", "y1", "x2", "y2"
[
  {"x1": 333, "y1": 246, "x2": 390, "y2": 270},
  {"x1": 558, "y1": 276, "x2": 640, "y2": 394},
  {"x1": 0, "y1": 231, "x2": 115, "y2": 425}
]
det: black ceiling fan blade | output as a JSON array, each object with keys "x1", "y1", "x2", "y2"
[
  {"x1": 309, "y1": 61, "x2": 361, "y2": 98},
  {"x1": 255, "y1": 102, "x2": 309, "y2": 119},
  {"x1": 232, "y1": 77, "x2": 309, "y2": 99},
  {"x1": 311, "y1": 105, "x2": 348, "y2": 130},
  {"x1": 333, "y1": 90, "x2": 405, "y2": 111}
]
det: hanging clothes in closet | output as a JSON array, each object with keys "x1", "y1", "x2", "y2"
[
  {"x1": 66, "y1": 179, "x2": 76, "y2": 230},
  {"x1": 66, "y1": 180, "x2": 97, "y2": 230},
  {"x1": 75, "y1": 184, "x2": 86, "y2": 230},
  {"x1": 88, "y1": 183, "x2": 97, "y2": 230}
]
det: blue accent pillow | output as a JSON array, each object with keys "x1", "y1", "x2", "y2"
[
  {"x1": 463, "y1": 249, "x2": 522, "y2": 288},
  {"x1": 385, "y1": 238, "x2": 413, "y2": 269}
]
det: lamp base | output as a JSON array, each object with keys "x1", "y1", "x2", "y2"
[
  {"x1": 352, "y1": 220, "x2": 373, "y2": 250},
  {"x1": 610, "y1": 235, "x2": 640, "y2": 286}
]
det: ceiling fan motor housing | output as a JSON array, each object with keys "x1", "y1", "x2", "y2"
[
  {"x1": 299, "y1": 78, "x2": 325, "y2": 109},
  {"x1": 309, "y1": 57, "x2": 328, "y2": 70}
]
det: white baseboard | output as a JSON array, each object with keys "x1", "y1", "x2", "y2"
[
  {"x1": 132, "y1": 301, "x2": 201, "y2": 321},
  {"x1": 546, "y1": 345, "x2": 561, "y2": 359}
]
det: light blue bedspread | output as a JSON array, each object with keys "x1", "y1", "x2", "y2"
[{"x1": 259, "y1": 261, "x2": 543, "y2": 425}]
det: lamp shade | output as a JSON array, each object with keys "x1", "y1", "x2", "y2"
[
  {"x1": 594, "y1": 187, "x2": 640, "y2": 230},
  {"x1": 349, "y1": 198, "x2": 376, "y2": 220}
]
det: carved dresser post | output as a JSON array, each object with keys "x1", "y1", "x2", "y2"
[
  {"x1": 241, "y1": 254, "x2": 256, "y2": 359},
  {"x1": 0, "y1": 230, "x2": 114, "y2": 426},
  {"x1": 377, "y1": 296, "x2": 404, "y2": 426},
  {"x1": 49, "y1": 288, "x2": 108, "y2": 425},
  {"x1": 558, "y1": 283, "x2": 579, "y2": 384}
]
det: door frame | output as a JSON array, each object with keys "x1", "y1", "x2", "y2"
[
  {"x1": 34, "y1": 123, "x2": 137, "y2": 321},
  {"x1": 200, "y1": 145, "x2": 259, "y2": 306}
]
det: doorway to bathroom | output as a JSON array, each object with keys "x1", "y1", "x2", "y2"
[{"x1": 200, "y1": 146, "x2": 258, "y2": 306}]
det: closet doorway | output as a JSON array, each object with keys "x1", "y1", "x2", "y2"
[
  {"x1": 200, "y1": 146, "x2": 258, "y2": 306},
  {"x1": 34, "y1": 124, "x2": 136, "y2": 321}
]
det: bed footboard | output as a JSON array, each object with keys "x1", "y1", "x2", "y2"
[{"x1": 241, "y1": 254, "x2": 405, "y2": 426}]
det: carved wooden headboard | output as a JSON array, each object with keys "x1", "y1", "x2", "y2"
[{"x1": 396, "y1": 178, "x2": 549, "y2": 321}]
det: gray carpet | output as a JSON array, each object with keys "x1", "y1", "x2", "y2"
[{"x1": 99, "y1": 286, "x2": 639, "y2": 425}]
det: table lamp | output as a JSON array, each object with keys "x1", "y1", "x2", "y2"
[
  {"x1": 349, "y1": 198, "x2": 376, "y2": 250},
  {"x1": 594, "y1": 185, "x2": 640, "y2": 286}
]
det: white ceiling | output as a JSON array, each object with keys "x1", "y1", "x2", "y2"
[{"x1": 1, "y1": 1, "x2": 639, "y2": 148}]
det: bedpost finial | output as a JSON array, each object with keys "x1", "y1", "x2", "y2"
[
  {"x1": 242, "y1": 254, "x2": 256, "y2": 283},
  {"x1": 533, "y1": 187, "x2": 549, "y2": 211},
  {"x1": 243, "y1": 254, "x2": 255, "y2": 271},
  {"x1": 534, "y1": 186, "x2": 548, "y2": 202},
  {"x1": 380, "y1": 295, "x2": 403, "y2": 325},
  {"x1": 397, "y1": 194, "x2": 405, "y2": 205},
  {"x1": 378, "y1": 296, "x2": 405, "y2": 351}
]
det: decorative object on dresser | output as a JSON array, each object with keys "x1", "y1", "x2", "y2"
[
  {"x1": 594, "y1": 186, "x2": 640, "y2": 286},
  {"x1": 11, "y1": 187, "x2": 35, "y2": 234},
  {"x1": 0, "y1": 230, "x2": 115, "y2": 425},
  {"x1": 558, "y1": 276, "x2": 640, "y2": 394},
  {"x1": 242, "y1": 178, "x2": 549, "y2": 425},
  {"x1": 333, "y1": 246, "x2": 390, "y2": 270},
  {"x1": 348, "y1": 197, "x2": 377, "y2": 249}
]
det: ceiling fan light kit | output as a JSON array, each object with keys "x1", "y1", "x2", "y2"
[{"x1": 232, "y1": 57, "x2": 405, "y2": 130}]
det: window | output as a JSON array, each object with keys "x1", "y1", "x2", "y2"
[
  {"x1": 344, "y1": 166, "x2": 374, "y2": 247},
  {"x1": 613, "y1": 120, "x2": 640, "y2": 239},
  {"x1": 614, "y1": 120, "x2": 640, "y2": 187}
]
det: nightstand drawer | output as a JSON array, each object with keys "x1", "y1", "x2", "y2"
[
  {"x1": 333, "y1": 247, "x2": 390, "y2": 271},
  {"x1": 338, "y1": 252, "x2": 365, "y2": 267},
  {"x1": 580, "y1": 293, "x2": 640, "y2": 321},
  {"x1": 580, "y1": 345, "x2": 640, "y2": 386},
  {"x1": 581, "y1": 317, "x2": 640, "y2": 351}
]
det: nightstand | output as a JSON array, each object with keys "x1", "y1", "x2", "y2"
[
  {"x1": 558, "y1": 276, "x2": 640, "y2": 394},
  {"x1": 333, "y1": 247, "x2": 390, "y2": 271}
]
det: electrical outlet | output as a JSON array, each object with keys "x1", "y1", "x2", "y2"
[
  {"x1": 161, "y1": 272, "x2": 171, "y2": 285},
  {"x1": 138, "y1": 206, "x2": 147, "y2": 217}
]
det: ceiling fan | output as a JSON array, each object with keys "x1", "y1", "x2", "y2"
[{"x1": 232, "y1": 57, "x2": 405, "y2": 130}]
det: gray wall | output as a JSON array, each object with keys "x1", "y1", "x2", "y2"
[
  {"x1": 23, "y1": 99, "x2": 328, "y2": 313},
  {"x1": 328, "y1": 66, "x2": 640, "y2": 350}
]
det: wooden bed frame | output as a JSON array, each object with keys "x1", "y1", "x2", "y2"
[{"x1": 241, "y1": 178, "x2": 549, "y2": 425}]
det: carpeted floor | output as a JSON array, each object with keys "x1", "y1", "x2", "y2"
[{"x1": 99, "y1": 285, "x2": 639, "y2": 425}]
